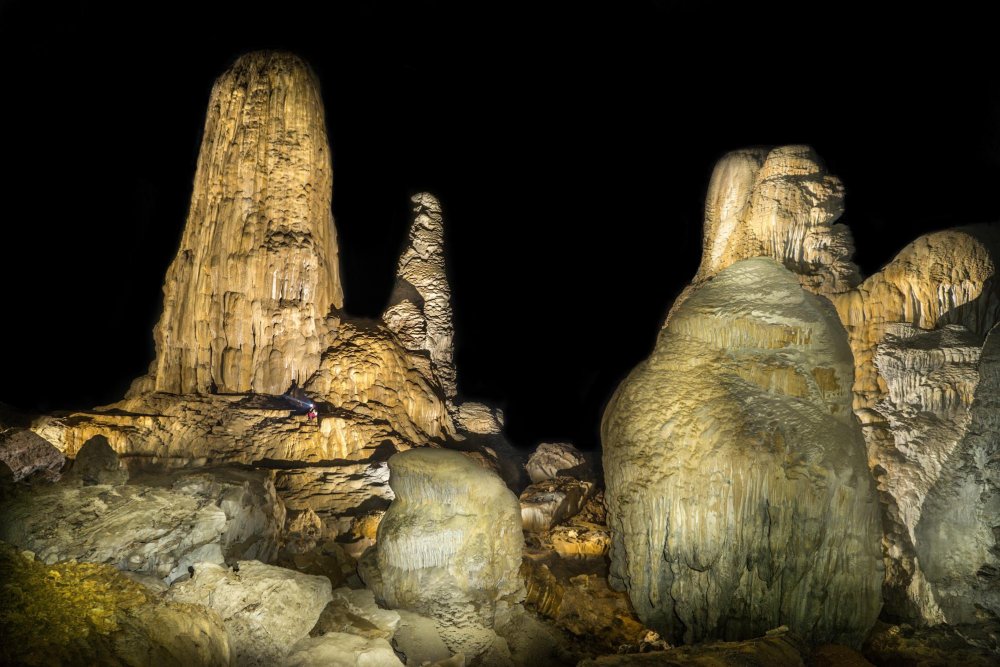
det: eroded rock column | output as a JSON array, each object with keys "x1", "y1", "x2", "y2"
[
  {"x1": 361, "y1": 448, "x2": 524, "y2": 656},
  {"x1": 147, "y1": 51, "x2": 343, "y2": 396},
  {"x1": 383, "y1": 193, "x2": 457, "y2": 399},
  {"x1": 602, "y1": 258, "x2": 882, "y2": 646}
]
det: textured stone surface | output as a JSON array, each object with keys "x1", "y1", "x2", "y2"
[
  {"x1": 0, "y1": 543, "x2": 231, "y2": 667},
  {"x1": 167, "y1": 560, "x2": 332, "y2": 666},
  {"x1": 68, "y1": 435, "x2": 128, "y2": 486},
  {"x1": 0, "y1": 425, "x2": 63, "y2": 482},
  {"x1": 863, "y1": 621, "x2": 999, "y2": 667},
  {"x1": 829, "y1": 226, "x2": 1000, "y2": 622},
  {"x1": 578, "y1": 627, "x2": 809, "y2": 666},
  {"x1": 602, "y1": 258, "x2": 882, "y2": 646},
  {"x1": 525, "y1": 442, "x2": 589, "y2": 483},
  {"x1": 283, "y1": 632, "x2": 403, "y2": 667},
  {"x1": 311, "y1": 587, "x2": 401, "y2": 640},
  {"x1": 453, "y1": 401, "x2": 504, "y2": 435},
  {"x1": 141, "y1": 51, "x2": 343, "y2": 396},
  {"x1": 914, "y1": 323, "x2": 1000, "y2": 627},
  {"x1": 391, "y1": 609, "x2": 453, "y2": 666},
  {"x1": 0, "y1": 468, "x2": 284, "y2": 583},
  {"x1": 361, "y1": 448, "x2": 524, "y2": 656},
  {"x1": 383, "y1": 193, "x2": 456, "y2": 400},
  {"x1": 693, "y1": 145, "x2": 859, "y2": 298},
  {"x1": 521, "y1": 552, "x2": 647, "y2": 651},
  {"x1": 519, "y1": 476, "x2": 594, "y2": 532}
]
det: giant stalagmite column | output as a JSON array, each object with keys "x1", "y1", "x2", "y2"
[
  {"x1": 148, "y1": 51, "x2": 343, "y2": 396},
  {"x1": 383, "y1": 193, "x2": 457, "y2": 399},
  {"x1": 602, "y1": 258, "x2": 883, "y2": 647}
]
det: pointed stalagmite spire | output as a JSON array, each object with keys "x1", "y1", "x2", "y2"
[
  {"x1": 146, "y1": 51, "x2": 343, "y2": 396},
  {"x1": 383, "y1": 193, "x2": 457, "y2": 399}
]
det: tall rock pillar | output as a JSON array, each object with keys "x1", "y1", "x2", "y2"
[{"x1": 149, "y1": 51, "x2": 343, "y2": 396}]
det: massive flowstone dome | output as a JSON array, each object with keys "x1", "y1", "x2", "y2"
[{"x1": 603, "y1": 257, "x2": 883, "y2": 646}]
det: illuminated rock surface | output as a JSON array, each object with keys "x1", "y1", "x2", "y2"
[
  {"x1": 525, "y1": 442, "x2": 590, "y2": 483},
  {"x1": 0, "y1": 468, "x2": 284, "y2": 583},
  {"x1": 693, "y1": 145, "x2": 859, "y2": 297},
  {"x1": 140, "y1": 51, "x2": 343, "y2": 397},
  {"x1": 361, "y1": 448, "x2": 524, "y2": 656},
  {"x1": 0, "y1": 424, "x2": 63, "y2": 482},
  {"x1": 0, "y1": 543, "x2": 231, "y2": 666},
  {"x1": 283, "y1": 632, "x2": 403, "y2": 667},
  {"x1": 519, "y1": 476, "x2": 594, "y2": 532},
  {"x1": 166, "y1": 560, "x2": 332, "y2": 666},
  {"x1": 829, "y1": 226, "x2": 1000, "y2": 623},
  {"x1": 603, "y1": 258, "x2": 882, "y2": 645},
  {"x1": 520, "y1": 551, "x2": 647, "y2": 651},
  {"x1": 383, "y1": 192, "x2": 457, "y2": 400}
]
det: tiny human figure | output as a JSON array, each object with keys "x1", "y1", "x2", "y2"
[{"x1": 307, "y1": 408, "x2": 318, "y2": 421}]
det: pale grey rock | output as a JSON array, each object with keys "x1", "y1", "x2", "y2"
[
  {"x1": 0, "y1": 468, "x2": 284, "y2": 582},
  {"x1": 519, "y1": 477, "x2": 594, "y2": 532},
  {"x1": 362, "y1": 448, "x2": 524, "y2": 657},
  {"x1": 311, "y1": 587, "x2": 401, "y2": 640},
  {"x1": 282, "y1": 632, "x2": 403, "y2": 667},
  {"x1": 915, "y1": 323, "x2": 1000, "y2": 626},
  {"x1": 384, "y1": 193, "x2": 456, "y2": 399},
  {"x1": 392, "y1": 609, "x2": 453, "y2": 666},
  {"x1": 167, "y1": 560, "x2": 332, "y2": 666},
  {"x1": 525, "y1": 442, "x2": 589, "y2": 483},
  {"x1": 602, "y1": 258, "x2": 882, "y2": 646}
]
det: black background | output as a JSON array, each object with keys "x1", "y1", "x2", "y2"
[{"x1": 1, "y1": 3, "x2": 998, "y2": 450}]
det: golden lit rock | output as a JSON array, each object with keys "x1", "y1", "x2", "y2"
[
  {"x1": 383, "y1": 193, "x2": 457, "y2": 400},
  {"x1": 140, "y1": 51, "x2": 343, "y2": 396},
  {"x1": 694, "y1": 145, "x2": 859, "y2": 298},
  {"x1": 829, "y1": 225, "x2": 1000, "y2": 623}
]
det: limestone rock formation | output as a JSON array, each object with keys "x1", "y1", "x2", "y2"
[
  {"x1": 166, "y1": 560, "x2": 333, "y2": 666},
  {"x1": 602, "y1": 258, "x2": 883, "y2": 646},
  {"x1": 0, "y1": 543, "x2": 231, "y2": 667},
  {"x1": 310, "y1": 587, "x2": 401, "y2": 640},
  {"x1": 282, "y1": 632, "x2": 403, "y2": 667},
  {"x1": 525, "y1": 442, "x2": 590, "y2": 483},
  {"x1": 0, "y1": 424, "x2": 63, "y2": 482},
  {"x1": 306, "y1": 319, "x2": 456, "y2": 445},
  {"x1": 453, "y1": 401, "x2": 504, "y2": 435},
  {"x1": 520, "y1": 553, "x2": 647, "y2": 651},
  {"x1": 141, "y1": 51, "x2": 343, "y2": 396},
  {"x1": 0, "y1": 468, "x2": 284, "y2": 583},
  {"x1": 361, "y1": 448, "x2": 524, "y2": 656},
  {"x1": 693, "y1": 145, "x2": 859, "y2": 298},
  {"x1": 383, "y1": 193, "x2": 456, "y2": 400},
  {"x1": 68, "y1": 435, "x2": 128, "y2": 486},
  {"x1": 578, "y1": 626, "x2": 810, "y2": 666},
  {"x1": 828, "y1": 225, "x2": 1000, "y2": 622},
  {"x1": 519, "y1": 477, "x2": 594, "y2": 532},
  {"x1": 914, "y1": 323, "x2": 1000, "y2": 628}
]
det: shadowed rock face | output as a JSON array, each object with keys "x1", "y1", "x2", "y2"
[
  {"x1": 603, "y1": 258, "x2": 882, "y2": 647},
  {"x1": 143, "y1": 51, "x2": 343, "y2": 397}
]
